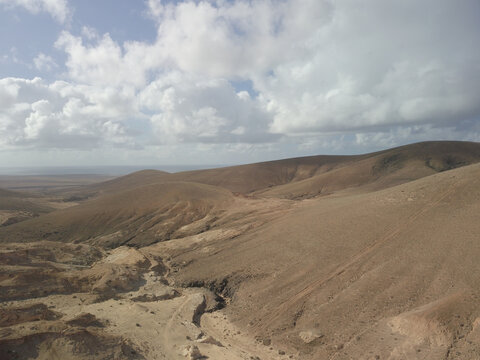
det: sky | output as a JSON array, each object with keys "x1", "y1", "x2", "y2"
[{"x1": 1, "y1": 0, "x2": 480, "y2": 168}]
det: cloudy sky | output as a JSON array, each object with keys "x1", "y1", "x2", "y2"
[{"x1": 1, "y1": 0, "x2": 480, "y2": 168}]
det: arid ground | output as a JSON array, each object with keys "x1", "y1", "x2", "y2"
[{"x1": 1, "y1": 141, "x2": 480, "y2": 359}]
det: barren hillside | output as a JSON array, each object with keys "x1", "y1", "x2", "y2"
[
  {"x1": 76, "y1": 140, "x2": 480, "y2": 198},
  {"x1": 167, "y1": 162, "x2": 480, "y2": 359},
  {"x1": 1, "y1": 141, "x2": 480, "y2": 360}
]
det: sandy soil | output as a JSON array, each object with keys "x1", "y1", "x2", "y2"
[
  {"x1": 0, "y1": 245, "x2": 292, "y2": 360},
  {"x1": 1, "y1": 141, "x2": 480, "y2": 359}
]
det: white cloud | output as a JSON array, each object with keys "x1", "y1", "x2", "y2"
[
  {"x1": 139, "y1": 72, "x2": 276, "y2": 144},
  {"x1": 0, "y1": 0, "x2": 70, "y2": 23},
  {"x1": 147, "y1": 0, "x2": 333, "y2": 78},
  {"x1": 33, "y1": 53, "x2": 57, "y2": 71},
  {"x1": 143, "y1": 0, "x2": 480, "y2": 142},
  {"x1": 81, "y1": 26, "x2": 98, "y2": 40},
  {"x1": 55, "y1": 31, "x2": 158, "y2": 88},
  {"x1": 0, "y1": 77, "x2": 138, "y2": 149},
  {"x1": 146, "y1": 0, "x2": 164, "y2": 19},
  {"x1": 2, "y1": 0, "x2": 480, "y2": 159}
]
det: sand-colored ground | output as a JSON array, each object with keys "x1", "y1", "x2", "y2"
[
  {"x1": 0, "y1": 245, "x2": 292, "y2": 359},
  {"x1": 1, "y1": 141, "x2": 480, "y2": 359}
]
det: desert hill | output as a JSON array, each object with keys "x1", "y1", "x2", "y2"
[
  {"x1": 1, "y1": 140, "x2": 480, "y2": 359},
  {"x1": 169, "y1": 140, "x2": 480, "y2": 195},
  {"x1": 76, "y1": 140, "x2": 480, "y2": 199},
  {"x1": 1, "y1": 181, "x2": 234, "y2": 247},
  {"x1": 163, "y1": 161, "x2": 480, "y2": 359},
  {"x1": 255, "y1": 140, "x2": 480, "y2": 198},
  {"x1": 86, "y1": 169, "x2": 171, "y2": 196},
  {"x1": 4, "y1": 141, "x2": 479, "y2": 247}
]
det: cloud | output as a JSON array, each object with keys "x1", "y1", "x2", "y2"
[
  {"x1": 0, "y1": 77, "x2": 138, "y2": 149},
  {"x1": 147, "y1": 0, "x2": 333, "y2": 78},
  {"x1": 33, "y1": 53, "x2": 57, "y2": 71},
  {"x1": 139, "y1": 72, "x2": 276, "y2": 144},
  {"x1": 2, "y1": 0, "x2": 480, "y2": 157},
  {"x1": 55, "y1": 31, "x2": 158, "y2": 88},
  {"x1": 252, "y1": 0, "x2": 480, "y2": 136},
  {"x1": 145, "y1": 0, "x2": 480, "y2": 143},
  {"x1": 0, "y1": 0, "x2": 70, "y2": 23}
]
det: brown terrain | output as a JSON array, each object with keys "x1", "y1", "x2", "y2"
[{"x1": 1, "y1": 140, "x2": 480, "y2": 359}]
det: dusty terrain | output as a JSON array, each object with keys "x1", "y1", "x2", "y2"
[
  {"x1": 1, "y1": 141, "x2": 480, "y2": 359},
  {"x1": 0, "y1": 175, "x2": 114, "y2": 227}
]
